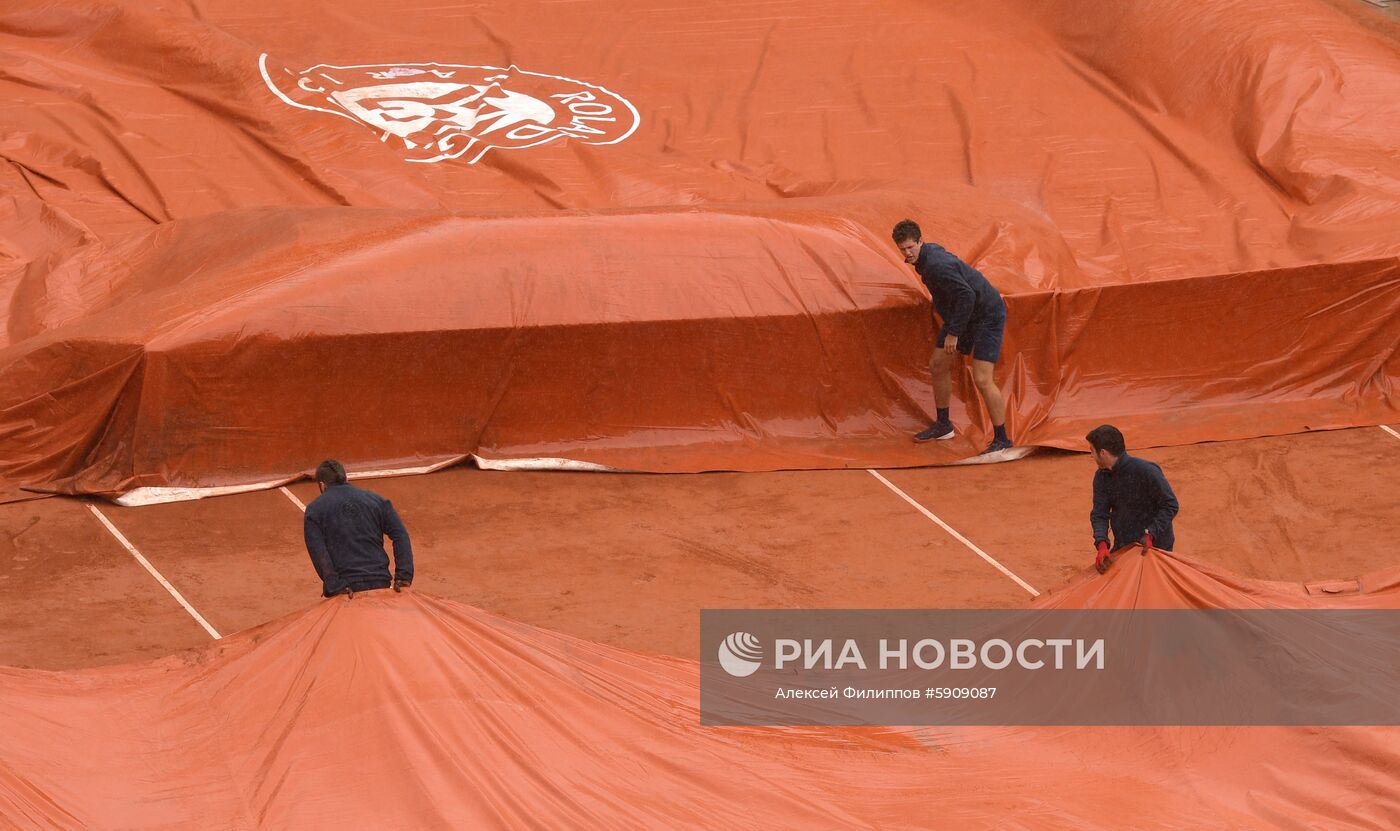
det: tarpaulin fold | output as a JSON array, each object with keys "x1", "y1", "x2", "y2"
[
  {"x1": 2, "y1": 551, "x2": 1399, "y2": 829},
  {"x1": 1, "y1": 0, "x2": 1397, "y2": 496}
]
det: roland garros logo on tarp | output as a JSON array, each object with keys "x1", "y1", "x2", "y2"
[{"x1": 258, "y1": 54, "x2": 639, "y2": 164}]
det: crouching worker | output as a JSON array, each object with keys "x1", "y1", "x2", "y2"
[
  {"x1": 1087, "y1": 425, "x2": 1179, "y2": 573},
  {"x1": 304, "y1": 459, "x2": 414, "y2": 597}
]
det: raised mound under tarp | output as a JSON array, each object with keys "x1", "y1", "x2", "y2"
[
  {"x1": 1, "y1": 0, "x2": 1398, "y2": 497},
  {"x1": 2, "y1": 551, "x2": 1398, "y2": 829}
]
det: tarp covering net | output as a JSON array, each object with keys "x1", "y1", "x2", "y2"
[
  {"x1": 1, "y1": 0, "x2": 1398, "y2": 497},
  {"x1": 2, "y1": 551, "x2": 1399, "y2": 829}
]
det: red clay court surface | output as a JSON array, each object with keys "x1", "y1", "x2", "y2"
[
  {"x1": 3, "y1": 0, "x2": 1398, "y2": 826},
  {"x1": 5, "y1": 424, "x2": 1398, "y2": 671}
]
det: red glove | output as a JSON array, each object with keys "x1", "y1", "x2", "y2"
[
  {"x1": 1094, "y1": 541, "x2": 1112, "y2": 574},
  {"x1": 1142, "y1": 532, "x2": 1154, "y2": 556}
]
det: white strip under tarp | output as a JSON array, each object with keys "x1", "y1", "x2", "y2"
[
  {"x1": 947, "y1": 445, "x2": 1036, "y2": 466},
  {"x1": 107, "y1": 443, "x2": 1037, "y2": 506},
  {"x1": 113, "y1": 480, "x2": 298, "y2": 507},
  {"x1": 471, "y1": 454, "x2": 622, "y2": 472},
  {"x1": 111, "y1": 456, "x2": 470, "y2": 506}
]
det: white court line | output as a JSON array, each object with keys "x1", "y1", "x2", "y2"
[
  {"x1": 86, "y1": 504, "x2": 222, "y2": 640},
  {"x1": 1381, "y1": 425, "x2": 1400, "y2": 443},
  {"x1": 279, "y1": 486, "x2": 307, "y2": 512},
  {"x1": 866, "y1": 469, "x2": 1040, "y2": 597}
]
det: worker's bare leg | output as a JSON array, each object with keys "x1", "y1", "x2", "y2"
[
  {"x1": 970, "y1": 358, "x2": 1005, "y2": 426},
  {"x1": 930, "y1": 349, "x2": 953, "y2": 409}
]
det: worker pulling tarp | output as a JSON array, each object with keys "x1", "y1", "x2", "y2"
[{"x1": 2, "y1": 550, "x2": 1398, "y2": 829}]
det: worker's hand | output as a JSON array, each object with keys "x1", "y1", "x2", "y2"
[
  {"x1": 1094, "y1": 541, "x2": 1112, "y2": 574},
  {"x1": 943, "y1": 335, "x2": 959, "y2": 354},
  {"x1": 1142, "y1": 532, "x2": 1154, "y2": 556},
  {"x1": 393, "y1": 579, "x2": 411, "y2": 592}
]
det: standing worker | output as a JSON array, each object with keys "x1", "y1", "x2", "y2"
[
  {"x1": 891, "y1": 219, "x2": 1013, "y2": 454},
  {"x1": 303, "y1": 459, "x2": 414, "y2": 597},
  {"x1": 1086, "y1": 426, "x2": 1179, "y2": 573}
]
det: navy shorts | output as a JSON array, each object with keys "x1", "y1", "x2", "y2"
[{"x1": 937, "y1": 307, "x2": 1006, "y2": 363}]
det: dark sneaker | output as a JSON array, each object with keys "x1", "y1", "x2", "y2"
[
  {"x1": 914, "y1": 421, "x2": 955, "y2": 443},
  {"x1": 982, "y1": 436, "x2": 1014, "y2": 454}
]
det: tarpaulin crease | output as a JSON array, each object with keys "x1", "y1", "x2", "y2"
[{"x1": 0, "y1": 0, "x2": 1395, "y2": 495}]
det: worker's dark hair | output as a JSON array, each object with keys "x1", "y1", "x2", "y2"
[
  {"x1": 891, "y1": 219, "x2": 922, "y2": 244},
  {"x1": 1085, "y1": 425, "x2": 1126, "y2": 456},
  {"x1": 314, "y1": 459, "x2": 348, "y2": 485}
]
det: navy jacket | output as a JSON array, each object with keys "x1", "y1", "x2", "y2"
[
  {"x1": 912, "y1": 243, "x2": 1005, "y2": 340},
  {"x1": 304, "y1": 483, "x2": 413, "y2": 595},
  {"x1": 1091, "y1": 453, "x2": 1179, "y2": 551}
]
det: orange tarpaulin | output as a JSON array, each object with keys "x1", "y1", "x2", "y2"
[
  {"x1": 3, "y1": 552, "x2": 1399, "y2": 829},
  {"x1": 1, "y1": 0, "x2": 1398, "y2": 497}
]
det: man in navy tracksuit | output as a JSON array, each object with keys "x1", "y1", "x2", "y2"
[
  {"x1": 1086, "y1": 425, "x2": 1179, "y2": 573},
  {"x1": 891, "y1": 219, "x2": 1012, "y2": 454},
  {"x1": 303, "y1": 460, "x2": 414, "y2": 597}
]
